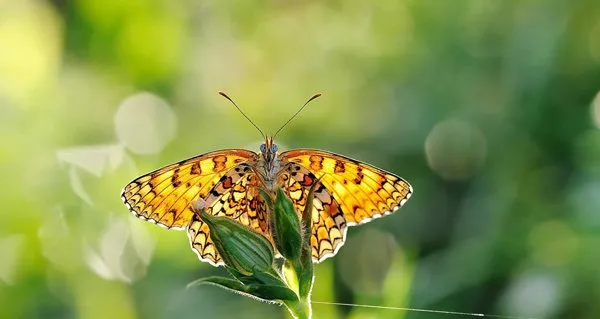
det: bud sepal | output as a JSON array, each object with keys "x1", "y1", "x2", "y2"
[
  {"x1": 197, "y1": 208, "x2": 274, "y2": 276},
  {"x1": 272, "y1": 188, "x2": 303, "y2": 261}
]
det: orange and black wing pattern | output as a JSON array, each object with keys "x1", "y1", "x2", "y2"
[
  {"x1": 279, "y1": 149, "x2": 412, "y2": 261},
  {"x1": 187, "y1": 164, "x2": 270, "y2": 265},
  {"x1": 120, "y1": 149, "x2": 257, "y2": 230},
  {"x1": 279, "y1": 164, "x2": 346, "y2": 262}
]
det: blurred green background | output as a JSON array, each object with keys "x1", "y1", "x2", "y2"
[{"x1": 1, "y1": 0, "x2": 600, "y2": 318}]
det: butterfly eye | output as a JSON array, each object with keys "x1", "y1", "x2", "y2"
[
  {"x1": 271, "y1": 144, "x2": 278, "y2": 152},
  {"x1": 260, "y1": 144, "x2": 267, "y2": 153}
]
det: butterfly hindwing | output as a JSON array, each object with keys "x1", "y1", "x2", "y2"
[
  {"x1": 121, "y1": 149, "x2": 257, "y2": 229},
  {"x1": 279, "y1": 164, "x2": 347, "y2": 262},
  {"x1": 187, "y1": 164, "x2": 271, "y2": 265},
  {"x1": 279, "y1": 149, "x2": 413, "y2": 226}
]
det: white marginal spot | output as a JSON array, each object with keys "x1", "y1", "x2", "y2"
[
  {"x1": 155, "y1": 222, "x2": 169, "y2": 229},
  {"x1": 358, "y1": 217, "x2": 371, "y2": 225},
  {"x1": 121, "y1": 192, "x2": 132, "y2": 210}
]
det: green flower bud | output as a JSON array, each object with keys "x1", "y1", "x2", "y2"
[
  {"x1": 272, "y1": 188, "x2": 303, "y2": 261},
  {"x1": 195, "y1": 203, "x2": 275, "y2": 276}
]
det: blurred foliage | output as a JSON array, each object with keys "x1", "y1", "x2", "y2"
[{"x1": 1, "y1": 0, "x2": 600, "y2": 318}]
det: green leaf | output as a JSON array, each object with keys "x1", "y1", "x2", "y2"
[
  {"x1": 245, "y1": 284, "x2": 299, "y2": 302},
  {"x1": 187, "y1": 276, "x2": 246, "y2": 291},
  {"x1": 187, "y1": 276, "x2": 298, "y2": 302}
]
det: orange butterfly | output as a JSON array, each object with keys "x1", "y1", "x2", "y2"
[{"x1": 121, "y1": 93, "x2": 413, "y2": 265}]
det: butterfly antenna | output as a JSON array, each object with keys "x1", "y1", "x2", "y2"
[
  {"x1": 273, "y1": 93, "x2": 322, "y2": 138},
  {"x1": 219, "y1": 91, "x2": 265, "y2": 139}
]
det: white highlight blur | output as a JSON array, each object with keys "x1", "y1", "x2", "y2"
[
  {"x1": 337, "y1": 228, "x2": 398, "y2": 294},
  {"x1": 0, "y1": 234, "x2": 25, "y2": 285},
  {"x1": 56, "y1": 144, "x2": 125, "y2": 177},
  {"x1": 57, "y1": 144, "x2": 128, "y2": 205},
  {"x1": 83, "y1": 217, "x2": 155, "y2": 283},
  {"x1": 425, "y1": 118, "x2": 487, "y2": 181},
  {"x1": 500, "y1": 271, "x2": 560, "y2": 318},
  {"x1": 38, "y1": 207, "x2": 79, "y2": 271},
  {"x1": 592, "y1": 91, "x2": 600, "y2": 128},
  {"x1": 115, "y1": 92, "x2": 178, "y2": 155},
  {"x1": 68, "y1": 167, "x2": 93, "y2": 205}
]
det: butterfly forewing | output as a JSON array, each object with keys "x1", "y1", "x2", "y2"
[
  {"x1": 279, "y1": 149, "x2": 413, "y2": 226},
  {"x1": 121, "y1": 149, "x2": 257, "y2": 229}
]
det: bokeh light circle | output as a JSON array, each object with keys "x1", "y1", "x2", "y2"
[
  {"x1": 425, "y1": 118, "x2": 487, "y2": 181},
  {"x1": 115, "y1": 92, "x2": 178, "y2": 155},
  {"x1": 337, "y1": 229, "x2": 398, "y2": 294}
]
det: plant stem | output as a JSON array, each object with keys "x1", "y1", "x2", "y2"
[{"x1": 284, "y1": 298, "x2": 312, "y2": 319}]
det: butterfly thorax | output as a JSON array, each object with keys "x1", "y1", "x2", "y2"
[{"x1": 256, "y1": 136, "x2": 281, "y2": 191}]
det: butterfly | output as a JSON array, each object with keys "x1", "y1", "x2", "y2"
[{"x1": 120, "y1": 93, "x2": 413, "y2": 266}]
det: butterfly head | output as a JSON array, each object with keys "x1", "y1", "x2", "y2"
[{"x1": 260, "y1": 136, "x2": 278, "y2": 163}]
